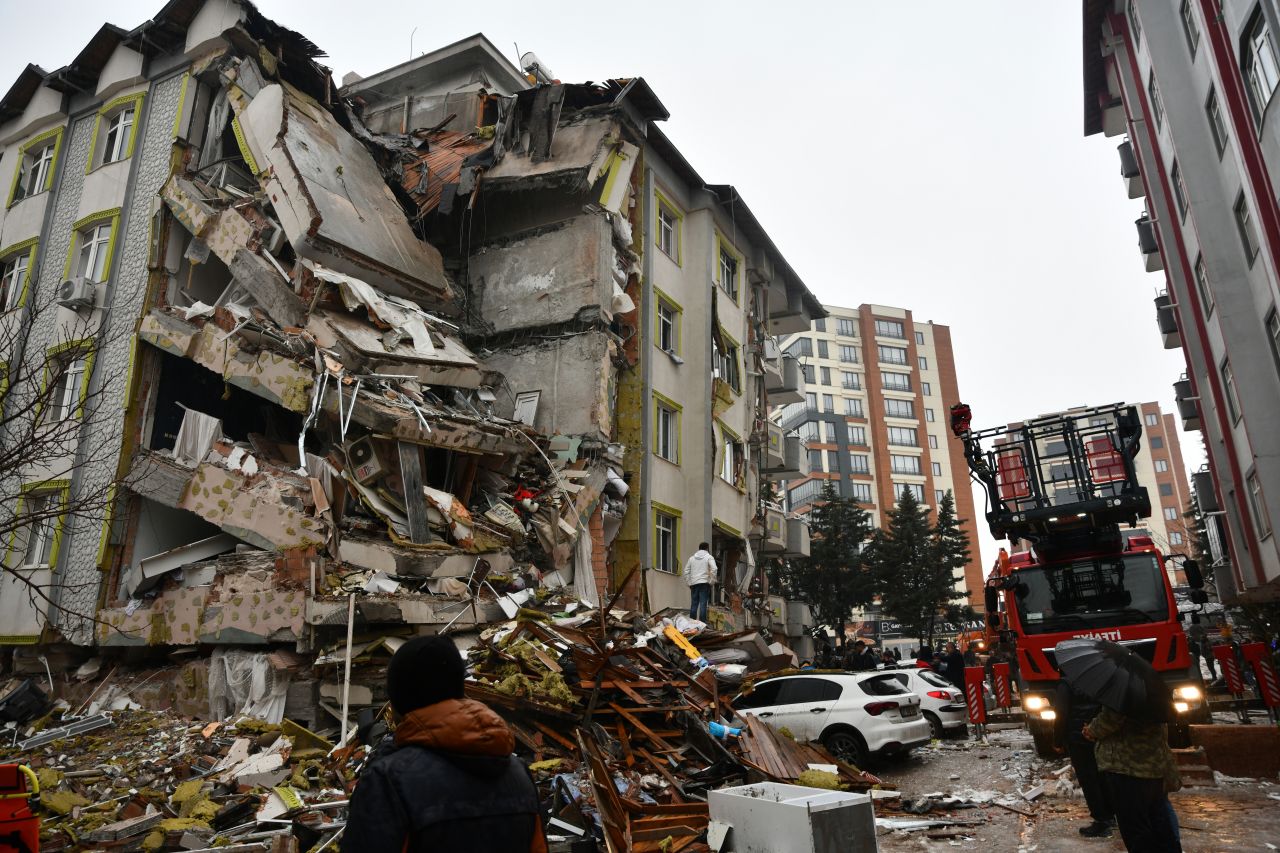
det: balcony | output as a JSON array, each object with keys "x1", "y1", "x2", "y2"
[
  {"x1": 1118, "y1": 140, "x2": 1143, "y2": 199},
  {"x1": 765, "y1": 353, "x2": 803, "y2": 405},
  {"x1": 762, "y1": 433, "x2": 804, "y2": 481},
  {"x1": 1192, "y1": 468, "x2": 1218, "y2": 511},
  {"x1": 1155, "y1": 293, "x2": 1180, "y2": 349},
  {"x1": 784, "y1": 517, "x2": 811, "y2": 558},
  {"x1": 1173, "y1": 376, "x2": 1201, "y2": 431},
  {"x1": 767, "y1": 282, "x2": 815, "y2": 337},
  {"x1": 1136, "y1": 215, "x2": 1163, "y2": 272}
]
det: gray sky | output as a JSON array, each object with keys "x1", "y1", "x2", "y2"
[{"x1": 0, "y1": 1, "x2": 1200, "y2": 567}]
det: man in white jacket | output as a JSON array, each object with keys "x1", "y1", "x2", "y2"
[{"x1": 683, "y1": 542, "x2": 717, "y2": 622}]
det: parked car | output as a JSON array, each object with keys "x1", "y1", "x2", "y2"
[
  {"x1": 730, "y1": 672, "x2": 931, "y2": 766},
  {"x1": 884, "y1": 667, "x2": 968, "y2": 738}
]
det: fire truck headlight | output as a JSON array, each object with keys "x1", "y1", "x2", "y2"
[
  {"x1": 1173, "y1": 701, "x2": 1190, "y2": 714},
  {"x1": 1039, "y1": 710, "x2": 1057, "y2": 721},
  {"x1": 1174, "y1": 686, "x2": 1202, "y2": 701},
  {"x1": 1024, "y1": 696, "x2": 1048, "y2": 711}
]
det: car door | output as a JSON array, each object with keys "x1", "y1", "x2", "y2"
[
  {"x1": 766, "y1": 676, "x2": 841, "y2": 740},
  {"x1": 731, "y1": 678, "x2": 785, "y2": 721}
]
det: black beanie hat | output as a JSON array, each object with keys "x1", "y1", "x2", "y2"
[{"x1": 386, "y1": 635, "x2": 466, "y2": 715}]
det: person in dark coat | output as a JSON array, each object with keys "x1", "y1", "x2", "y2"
[
  {"x1": 1055, "y1": 680, "x2": 1114, "y2": 837},
  {"x1": 343, "y1": 636, "x2": 548, "y2": 853},
  {"x1": 941, "y1": 642, "x2": 967, "y2": 690},
  {"x1": 844, "y1": 640, "x2": 876, "y2": 671},
  {"x1": 1084, "y1": 706, "x2": 1182, "y2": 852}
]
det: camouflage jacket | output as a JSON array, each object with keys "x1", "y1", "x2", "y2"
[{"x1": 1085, "y1": 706, "x2": 1178, "y2": 785}]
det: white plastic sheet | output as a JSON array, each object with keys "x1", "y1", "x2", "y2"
[
  {"x1": 208, "y1": 648, "x2": 291, "y2": 723},
  {"x1": 173, "y1": 408, "x2": 222, "y2": 467}
]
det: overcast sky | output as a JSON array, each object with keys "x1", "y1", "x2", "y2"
[{"x1": 0, "y1": 1, "x2": 1200, "y2": 566}]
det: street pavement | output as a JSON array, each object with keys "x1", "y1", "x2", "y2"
[{"x1": 873, "y1": 723, "x2": 1280, "y2": 852}]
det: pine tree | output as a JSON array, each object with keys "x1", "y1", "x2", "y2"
[
  {"x1": 775, "y1": 481, "x2": 875, "y2": 648},
  {"x1": 866, "y1": 488, "x2": 966, "y2": 645}
]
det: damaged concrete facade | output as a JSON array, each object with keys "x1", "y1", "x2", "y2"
[{"x1": 0, "y1": 7, "x2": 822, "y2": 715}]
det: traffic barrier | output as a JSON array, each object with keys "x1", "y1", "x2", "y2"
[
  {"x1": 964, "y1": 666, "x2": 987, "y2": 725},
  {"x1": 1212, "y1": 644, "x2": 1245, "y2": 695},
  {"x1": 992, "y1": 662, "x2": 1011, "y2": 709},
  {"x1": 1240, "y1": 642, "x2": 1280, "y2": 709}
]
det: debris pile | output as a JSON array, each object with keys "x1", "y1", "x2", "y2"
[
  {"x1": 458, "y1": 601, "x2": 882, "y2": 851},
  {"x1": 0, "y1": 704, "x2": 350, "y2": 852}
]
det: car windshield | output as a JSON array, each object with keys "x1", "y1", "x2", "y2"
[
  {"x1": 859, "y1": 674, "x2": 911, "y2": 696},
  {"x1": 1012, "y1": 553, "x2": 1169, "y2": 635}
]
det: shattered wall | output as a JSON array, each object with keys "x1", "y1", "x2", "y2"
[{"x1": 481, "y1": 331, "x2": 617, "y2": 441}]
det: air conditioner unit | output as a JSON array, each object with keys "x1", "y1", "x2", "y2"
[
  {"x1": 347, "y1": 436, "x2": 385, "y2": 483},
  {"x1": 57, "y1": 277, "x2": 95, "y2": 310}
]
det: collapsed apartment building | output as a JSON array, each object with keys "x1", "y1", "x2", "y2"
[{"x1": 0, "y1": 0, "x2": 822, "y2": 721}]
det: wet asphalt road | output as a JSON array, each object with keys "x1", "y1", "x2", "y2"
[{"x1": 870, "y1": 723, "x2": 1280, "y2": 852}]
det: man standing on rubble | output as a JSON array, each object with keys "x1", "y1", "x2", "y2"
[
  {"x1": 684, "y1": 542, "x2": 718, "y2": 622},
  {"x1": 343, "y1": 635, "x2": 548, "y2": 853}
]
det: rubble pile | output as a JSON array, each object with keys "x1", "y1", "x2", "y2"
[
  {"x1": 458, "y1": 602, "x2": 882, "y2": 852},
  {"x1": 0, "y1": 704, "x2": 349, "y2": 852}
]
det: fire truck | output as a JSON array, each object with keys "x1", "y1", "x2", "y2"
[{"x1": 951, "y1": 403, "x2": 1210, "y2": 756}]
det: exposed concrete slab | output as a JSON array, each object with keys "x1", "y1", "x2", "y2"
[
  {"x1": 139, "y1": 310, "x2": 314, "y2": 413},
  {"x1": 338, "y1": 536, "x2": 515, "y2": 578},
  {"x1": 235, "y1": 81, "x2": 453, "y2": 308},
  {"x1": 469, "y1": 215, "x2": 614, "y2": 334},
  {"x1": 179, "y1": 461, "x2": 327, "y2": 551},
  {"x1": 484, "y1": 116, "x2": 615, "y2": 189},
  {"x1": 307, "y1": 594, "x2": 505, "y2": 626},
  {"x1": 482, "y1": 330, "x2": 616, "y2": 441}
]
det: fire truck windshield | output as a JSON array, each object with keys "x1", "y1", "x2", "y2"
[{"x1": 1011, "y1": 554, "x2": 1168, "y2": 635}]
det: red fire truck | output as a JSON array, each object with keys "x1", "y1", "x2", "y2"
[{"x1": 951, "y1": 403, "x2": 1210, "y2": 756}]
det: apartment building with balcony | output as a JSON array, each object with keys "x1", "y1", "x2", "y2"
[
  {"x1": 771, "y1": 304, "x2": 984, "y2": 607},
  {"x1": 1083, "y1": 0, "x2": 1280, "y2": 602}
]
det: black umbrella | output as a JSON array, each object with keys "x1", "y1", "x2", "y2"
[{"x1": 1054, "y1": 638, "x2": 1171, "y2": 723}]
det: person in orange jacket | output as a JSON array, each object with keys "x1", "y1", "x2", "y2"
[{"x1": 343, "y1": 636, "x2": 548, "y2": 853}]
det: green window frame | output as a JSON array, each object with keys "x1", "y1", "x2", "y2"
[
  {"x1": 654, "y1": 287, "x2": 682, "y2": 355},
  {"x1": 6, "y1": 480, "x2": 72, "y2": 571},
  {"x1": 654, "y1": 189, "x2": 683, "y2": 265},
  {"x1": 7, "y1": 126, "x2": 65, "y2": 206},
  {"x1": 715, "y1": 232, "x2": 743, "y2": 305},
  {"x1": 717, "y1": 420, "x2": 746, "y2": 490},
  {"x1": 87, "y1": 92, "x2": 146, "y2": 172},
  {"x1": 62, "y1": 208, "x2": 122, "y2": 284},
  {"x1": 653, "y1": 502, "x2": 682, "y2": 574},
  {"x1": 38, "y1": 339, "x2": 96, "y2": 423},
  {"x1": 654, "y1": 392, "x2": 682, "y2": 464},
  {"x1": 714, "y1": 327, "x2": 742, "y2": 394},
  {"x1": 0, "y1": 237, "x2": 38, "y2": 310}
]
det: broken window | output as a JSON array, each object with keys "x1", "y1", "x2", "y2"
[
  {"x1": 656, "y1": 401, "x2": 679, "y2": 463},
  {"x1": 720, "y1": 430, "x2": 744, "y2": 486},
  {"x1": 1, "y1": 245, "x2": 32, "y2": 310},
  {"x1": 655, "y1": 511, "x2": 678, "y2": 573},
  {"x1": 12, "y1": 136, "x2": 58, "y2": 202},
  {"x1": 657, "y1": 297, "x2": 679, "y2": 354},
  {"x1": 719, "y1": 247, "x2": 739, "y2": 301},
  {"x1": 44, "y1": 351, "x2": 88, "y2": 423},
  {"x1": 714, "y1": 338, "x2": 741, "y2": 393},
  {"x1": 16, "y1": 488, "x2": 65, "y2": 569}
]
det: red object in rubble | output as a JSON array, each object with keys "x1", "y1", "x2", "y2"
[
  {"x1": 949, "y1": 402, "x2": 973, "y2": 437},
  {"x1": 1212, "y1": 644, "x2": 1245, "y2": 695},
  {"x1": 1240, "y1": 642, "x2": 1280, "y2": 709},
  {"x1": 0, "y1": 764, "x2": 40, "y2": 853},
  {"x1": 992, "y1": 662, "x2": 1012, "y2": 709},
  {"x1": 964, "y1": 666, "x2": 987, "y2": 724}
]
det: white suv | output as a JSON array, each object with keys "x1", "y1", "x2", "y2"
[{"x1": 731, "y1": 672, "x2": 931, "y2": 766}]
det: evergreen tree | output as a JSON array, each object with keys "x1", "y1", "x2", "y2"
[
  {"x1": 866, "y1": 488, "x2": 966, "y2": 645},
  {"x1": 774, "y1": 481, "x2": 875, "y2": 649}
]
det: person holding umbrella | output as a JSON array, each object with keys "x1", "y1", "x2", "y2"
[{"x1": 1056, "y1": 639, "x2": 1182, "y2": 852}]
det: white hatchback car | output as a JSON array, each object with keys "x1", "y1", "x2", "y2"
[
  {"x1": 885, "y1": 667, "x2": 968, "y2": 738},
  {"x1": 731, "y1": 672, "x2": 931, "y2": 766}
]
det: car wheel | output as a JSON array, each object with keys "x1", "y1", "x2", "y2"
[
  {"x1": 822, "y1": 728, "x2": 869, "y2": 767},
  {"x1": 924, "y1": 711, "x2": 945, "y2": 740}
]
